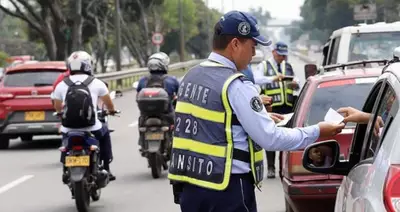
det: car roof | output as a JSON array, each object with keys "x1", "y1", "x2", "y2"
[
  {"x1": 331, "y1": 22, "x2": 400, "y2": 38},
  {"x1": 308, "y1": 67, "x2": 382, "y2": 83},
  {"x1": 5, "y1": 61, "x2": 66, "y2": 73}
]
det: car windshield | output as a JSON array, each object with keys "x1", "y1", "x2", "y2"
[
  {"x1": 305, "y1": 79, "x2": 376, "y2": 127},
  {"x1": 3, "y1": 69, "x2": 63, "y2": 87},
  {"x1": 348, "y1": 32, "x2": 400, "y2": 61}
]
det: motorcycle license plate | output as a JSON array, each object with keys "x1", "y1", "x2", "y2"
[
  {"x1": 65, "y1": 156, "x2": 90, "y2": 167},
  {"x1": 145, "y1": 132, "x2": 164, "y2": 140}
]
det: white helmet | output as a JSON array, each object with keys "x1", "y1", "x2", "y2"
[
  {"x1": 147, "y1": 52, "x2": 170, "y2": 72},
  {"x1": 67, "y1": 51, "x2": 93, "y2": 75}
]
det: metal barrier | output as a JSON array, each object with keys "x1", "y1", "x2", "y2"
[{"x1": 95, "y1": 59, "x2": 204, "y2": 91}]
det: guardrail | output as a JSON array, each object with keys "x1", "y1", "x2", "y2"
[{"x1": 95, "y1": 59, "x2": 204, "y2": 91}]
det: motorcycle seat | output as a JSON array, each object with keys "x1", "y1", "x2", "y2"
[{"x1": 65, "y1": 131, "x2": 94, "y2": 138}]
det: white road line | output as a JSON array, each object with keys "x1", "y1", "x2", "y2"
[
  {"x1": 0, "y1": 175, "x2": 34, "y2": 195},
  {"x1": 128, "y1": 121, "x2": 138, "y2": 127}
]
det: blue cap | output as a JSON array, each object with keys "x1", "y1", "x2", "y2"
[
  {"x1": 218, "y1": 11, "x2": 271, "y2": 46},
  {"x1": 274, "y1": 41, "x2": 288, "y2": 55}
]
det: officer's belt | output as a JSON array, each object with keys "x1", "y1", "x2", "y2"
[{"x1": 231, "y1": 114, "x2": 251, "y2": 164}]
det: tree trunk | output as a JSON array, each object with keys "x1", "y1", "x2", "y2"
[
  {"x1": 42, "y1": 12, "x2": 57, "y2": 60},
  {"x1": 71, "y1": 0, "x2": 83, "y2": 52}
]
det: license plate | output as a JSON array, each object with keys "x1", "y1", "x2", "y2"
[
  {"x1": 65, "y1": 156, "x2": 90, "y2": 167},
  {"x1": 24, "y1": 111, "x2": 45, "y2": 121},
  {"x1": 145, "y1": 132, "x2": 164, "y2": 140}
]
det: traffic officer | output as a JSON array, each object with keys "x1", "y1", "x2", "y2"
[
  {"x1": 253, "y1": 41, "x2": 300, "y2": 179},
  {"x1": 168, "y1": 10, "x2": 345, "y2": 212}
]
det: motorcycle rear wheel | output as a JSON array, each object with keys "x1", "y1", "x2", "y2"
[
  {"x1": 74, "y1": 181, "x2": 90, "y2": 212},
  {"x1": 149, "y1": 153, "x2": 162, "y2": 179}
]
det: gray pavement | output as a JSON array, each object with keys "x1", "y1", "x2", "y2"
[{"x1": 0, "y1": 54, "x2": 309, "y2": 212}]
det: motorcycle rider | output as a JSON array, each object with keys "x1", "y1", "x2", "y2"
[
  {"x1": 136, "y1": 52, "x2": 179, "y2": 152},
  {"x1": 52, "y1": 51, "x2": 117, "y2": 184}
]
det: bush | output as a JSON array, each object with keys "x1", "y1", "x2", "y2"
[{"x1": 0, "y1": 51, "x2": 9, "y2": 67}]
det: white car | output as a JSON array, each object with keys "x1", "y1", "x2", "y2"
[
  {"x1": 320, "y1": 22, "x2": 400, "y2": 67},
  {"x1": 302, "y1": 47, "x2": 400, "y2": 212}
]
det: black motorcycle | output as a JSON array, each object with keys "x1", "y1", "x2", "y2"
[
  {"x1": 136, "y1": 87, "x2": 175, "y2": 178},
  {"x1": 56, "y1": 90, "x2": 121, "y2": 212}
]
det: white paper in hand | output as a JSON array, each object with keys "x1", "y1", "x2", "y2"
[
  {"x1": 324, "y1": 108, "x2": 344, "y2": 124},
  {"x1": 276, "y1": 113, "x2": 294, "y2": 127}
]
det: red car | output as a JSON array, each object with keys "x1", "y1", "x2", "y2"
[
  {"x1": 280, "y1": 64, "x2": 382, "y2": 212},
  {"x1": 0, "y1": 61, "x2": 67, "y2": 149}
]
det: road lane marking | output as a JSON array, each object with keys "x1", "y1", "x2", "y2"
[
  {"x1": 0, "y1": 175, "x2": 34, "y2": 195},
  {"x1": 129, "y1": 121, "x2": 138, "y2": 127}
]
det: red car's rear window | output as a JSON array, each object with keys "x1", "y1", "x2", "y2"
[
  {"x1": 304, "y1": 77, "x2": 377, "y2": 127},
  {"x1": 3, "y1": 69, "x2": 64, "y2": 87}
]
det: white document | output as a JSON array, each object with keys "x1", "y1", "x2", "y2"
[
  {"x1": 276, "y1": 113, "x2": 294, "y2": 127},
  {"x1": 324, "y1": 108, "x2": 344, "y2": 124}
]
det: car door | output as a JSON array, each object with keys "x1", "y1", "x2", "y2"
[
  {"x1": 335, "y1": 78, "x2": 385, "y2": 212},
  {"x1": 336, "y1": 76, "x2": 400, "y2": 212}
]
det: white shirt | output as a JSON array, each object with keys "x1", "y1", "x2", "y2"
[{"x1": 52, "y1": 74, "x2": 109, "y2": 133}]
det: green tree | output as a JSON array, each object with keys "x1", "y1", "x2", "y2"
[{"x1": 0, "y1": 51, "x2": 9, "y2": 67}]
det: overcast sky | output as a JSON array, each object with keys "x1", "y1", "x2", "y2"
[{"x1": 205, "y1": 0, "x2": 305, "y2": 20}]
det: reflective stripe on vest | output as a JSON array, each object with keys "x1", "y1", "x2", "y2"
[
  {"x1": 168, "y1": 60, "x2": 264, "y2": 191},
  {"x1": 262, "y1": 59, "x2": 294, "y2": 107}
]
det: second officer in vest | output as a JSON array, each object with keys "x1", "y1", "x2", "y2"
[
  {"x1": 254, "y1": 41, "x2": 300, "y2": 179},
  {"x1": 168, "y1": 10, "x2": 345, "y2": 212}
]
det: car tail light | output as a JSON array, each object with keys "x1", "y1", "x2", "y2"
[
  {"x1": 0, "y1": 93, "x2": 14, "y2": 101},
  {"x1": 384, "y1": 165, "x2": 400, "y2": 212}
]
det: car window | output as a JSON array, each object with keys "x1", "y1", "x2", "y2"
[
  {"x1": 365, "y1": 83, "x2": 398, "y2": 159},
  {"x1": 291, "y1": 81, "x2": 310, "y2": 127},
  {"x1": 328, "y1": 37, "x2": 341, "y2": 65},
  {"x1": 348, "y1": 32, "x2": 400, "y2": 61},
  {"x1": 3, "y1": 70, "x2": 63, "y2": 87},
  {"x1": 348, "y1": 80, "x2": 385, "y2": 162},
  {"x1": 304, "y1": 78, "x2": 375, "y2": 127}
]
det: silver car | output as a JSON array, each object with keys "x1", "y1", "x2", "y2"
[{"x1": 302, "y1": 47, "x2": 400, "y2": 212}]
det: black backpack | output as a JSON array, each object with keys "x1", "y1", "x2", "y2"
[
  {"x1": 61, "y1": 76, "x2": 96, "y2": 128},
  {"x1": 145, "y1": 74, "x2": 168, "y2": 89}
]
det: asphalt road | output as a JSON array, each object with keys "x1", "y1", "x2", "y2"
[{"x1": 0, "y1": 54, "x2": 309, "y2": 212}]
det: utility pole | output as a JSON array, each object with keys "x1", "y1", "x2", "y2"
[
  {"x1": 179, "y1": 0, "x2": 185, "y2": 62},
  {"x1": 114, "y1": 0, "x2": 122, "y2": 73}
]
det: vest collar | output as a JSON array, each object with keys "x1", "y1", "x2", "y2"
[{"x1": 208, "y1": 52, "x2": 237, "y2": 71}]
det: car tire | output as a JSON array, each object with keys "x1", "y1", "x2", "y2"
[
  {"x1": 20, "y1": 135, "x2": 33, "y2": 142},
  {"x1": 0, "y1": 136, "x2": 10, "y2": 149}
]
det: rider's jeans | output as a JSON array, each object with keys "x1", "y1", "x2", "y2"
[{"x1": 60, "y1": 124, "x2": 113, "y2": 171}]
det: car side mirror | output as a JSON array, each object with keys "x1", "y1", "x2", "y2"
[
  {"x1": 302, "y1": 140, "x2": 351, "y2": 176},
  {"x1": 304, "y1": 64, "x2": 318, "y2": 79}
]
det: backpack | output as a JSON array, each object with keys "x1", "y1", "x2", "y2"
[
  {"x1": 145, "y1": 74, "x2": 168, "y2": 89},
  {"x1": 61, "y1": 76, "x2": 96, "y2": 128}
]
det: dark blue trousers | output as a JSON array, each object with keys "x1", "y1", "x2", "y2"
[{"x1": 180, "y1": 174, "x2": 257, "y2": 212}]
